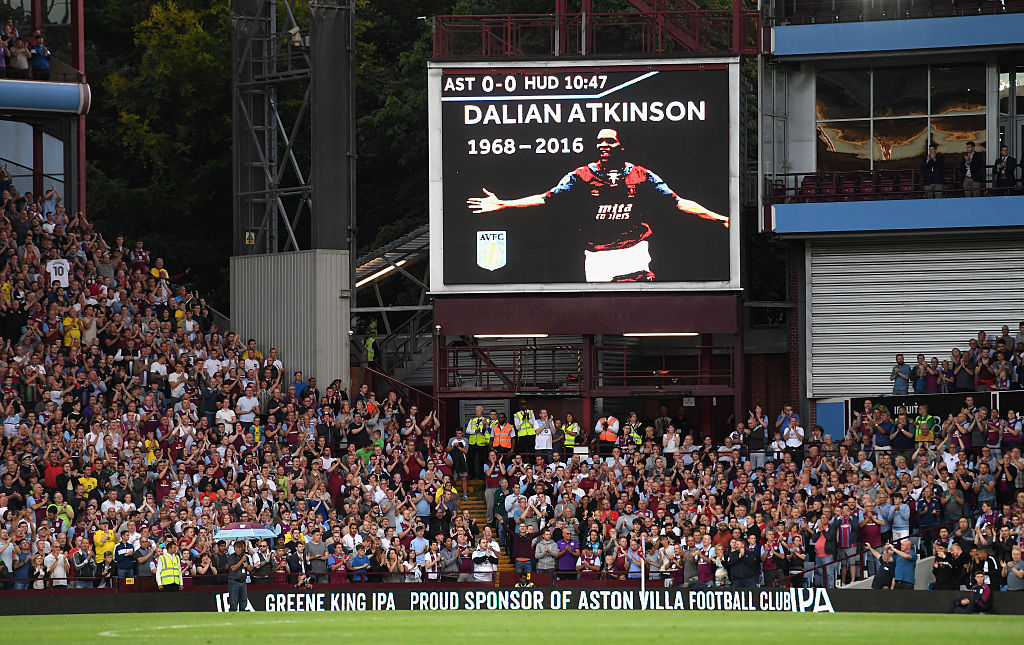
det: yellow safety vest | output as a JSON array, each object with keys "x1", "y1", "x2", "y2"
[
  {"x1": 364, "y1": 337, "x2": 376, "y2": 361},
  {"x1": 491, "y1": 422, "x2": 514, "y2": 449},
  {"x1": 468, "y1": 416, "x2": 490, "y2": 446},
  {"x1": 515, "y1": 410, "x2": 535, "y2": 437},
  {"x1": 563, "y1": 422, "x2": 580, "y2": 447},
  {"x1": 158, "y1": 552, "x2": 182, "y2": 586},
  {"x1": 598, "y1": 416, "x2": 619, "y2": 442}
]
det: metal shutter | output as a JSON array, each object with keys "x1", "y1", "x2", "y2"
[{"x1": 807, "y1": 235, "x2": 1024, "y2": 398}]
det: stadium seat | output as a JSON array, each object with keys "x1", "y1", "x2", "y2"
[
  {"x1": 833, "y1": 0, "x2": 861, "y2": 21},
  {"x1": 876, "y1": 173, "x2": 896, "y2": 198},
  {"x1": 838, "y1": 174, "x2": 858, "y2": 200},
  {"x1": 813, "y1": 0, "x2": 838, "y2": 22},
  {"x1": 856, "y1": 172, "x2": 876, "y2": 199},
  {"x1": 862, "y1": 0, "x2": 888, "y2": 20},
  {"x1": 798, "y1": 174, "x2": 820, "y2": 201},
  {"x1": 818, "y1": 173, "x2": 838, "y2": 200},
  {"x1": 955, "y1": 0, "x2": 983, "y2": 14},
  {"x1": 896, "y1": 170, "x2": 917, "y2": 197}
]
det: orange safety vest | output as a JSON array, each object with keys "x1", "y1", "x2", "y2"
[
  {"x1": 598, "y1": 416, "x2": 619, "y2": 442},
  {"x1": 491, "y1": 422, "x2": 515, "y2": 449}
]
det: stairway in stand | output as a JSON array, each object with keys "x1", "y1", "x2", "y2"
[{"x1": 461, "y1": 480, "x2": 514, "y2": 575}]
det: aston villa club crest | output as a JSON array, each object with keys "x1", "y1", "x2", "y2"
[{"x1": 476, "y1": 230, "x2": 507, "y2": 271}]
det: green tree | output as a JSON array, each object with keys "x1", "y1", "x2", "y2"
[{"x1": 87, "y1": 0, "x2": 233, "y2": 306}]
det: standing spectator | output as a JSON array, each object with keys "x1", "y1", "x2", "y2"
[
  {"x1": 72, "y1": 542, "x2": 96, "y2": 588},
  {"x1": 921, "y1": 143, "x2": 945, "y2": 198},
  {"x1": 305, "y1": 529, "x2": 329, "y2": 583},
  {"x1": 556, "y1": 528, "x2": 580, "y2": 579},
  {"x1": 113, "y1": 531, "x2": 136, "y2": 578},
  {"x1": 1002, "y1": 547, "x2": 1024, "y2": 591},
  {"x1": 864, "y1": 542, "x2": 896, "y2": 589},
  {"x1": 911, "y1": 354, "x2": 928, "y2": 394},
  {"x1": 44, "y1": 545, "x2": 70, "y2": 588},
  {"x1": 916, "y1": 486, "x2": 942, "y2": 557},
  {"x1": 472, "y1": 536, "x2": 499, "y2": 582},
  {"x1": 725, "y1": 537, "x2": 759, "y2": 588},
  {"x1": 7, "y1": 37, "x2": 28, "y2": 78},
  {"x1": 992, "y1": 145, "x2": 1017, "y2": 194},
  {"x1": 890, "y1": 354, "x2": 911, "y2": 394},
  {"x1": 961, "y1": 141, "x2": 984, "y2": 197},
  {"x1": 226, "y1": 541, "x2": 250, "y2": 611},
  {"x1": 534, "y1": 527, "x2": 558, "y2": 575},
  {"x1": 891, "y1": 539, "x2": 917, "y2": 590},
  {"x1": 28, "y1": 35, "x2": 50, "y2": 81}
]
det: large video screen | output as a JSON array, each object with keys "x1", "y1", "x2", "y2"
[{"x1": 428, "y1": 59, "x2": 740, "y2": 293}]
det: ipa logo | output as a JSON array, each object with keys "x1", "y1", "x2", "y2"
[{"x1": 476, "y1": 231, "x2": 507, "y2": 271}]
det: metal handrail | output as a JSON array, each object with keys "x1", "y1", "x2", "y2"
[
  {"x1": 377, "y1": 313, "x2": 434, "y2": 375},
  {"x1": 364, "y1": 367, "x2": 448, "y2": 437},
  {"x1": 775, "y1": 506, "x2": 985, "y2": 588},
  {"x1": 766, "y1": 167, "x2": 1021, "y2": 204},
  {"x1": 0, "y1": 155, "x2": 65, "y2": 198},
  {"x1": 593, "y1": 344, "x2": 734, "y2": 388},
  {"x1": 439, "y1": 343, "x2": 584, "y2": 393},
  {"x1": 432, "y1": 10, "x2": 761, "y2": 58}
]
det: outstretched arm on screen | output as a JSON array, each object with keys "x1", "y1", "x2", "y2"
[
  {"x1": 676, "y1": 198, "x2": 729, "y2": 228},
  {"x1": 467, "y1": 188, "x2": 546, "y2": 213}
]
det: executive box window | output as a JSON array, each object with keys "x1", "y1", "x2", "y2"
[{"x1": 815, "y1": 64, "x2": 987, "y2": 172}]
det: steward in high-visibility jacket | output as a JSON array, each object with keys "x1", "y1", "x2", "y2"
[
  {"x1": 563, "y1": 420, "x2": 581, "y2": 448},
  {"x1": 467, "y1": 414, "x2": 491, "y2": 446},
  {"x1": 596, "y1": 416, "x2": 620, "y2": 442},
  {"x1": 363, "y1": 331, "x2": 377, "y2": 365},
  {"x1": 514, "y1": 407, "x2": 536, "y2": 454},
  {"x1": 156, "y1": 542, "x2": 183, "y2": 591},
  {"x1": 491, "y1": 420, "x2": 515, "y2": 450},
  {"x1": 514, "y1": 409, "x2": 535, "y2": 437}
]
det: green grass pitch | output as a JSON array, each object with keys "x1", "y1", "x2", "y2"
[{"x1": 2, "y1": 610, "x2": 1020, "y2": 643}]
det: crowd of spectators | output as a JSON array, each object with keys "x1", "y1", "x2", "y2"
[
  {"x1": 0, "y1": 18, "x2": 52, "y2": 80},
  {"x1": 484, "y1": 401, "x2": 1024, "y2": 591},
  {"x1": 889, "y1": 325, "x2": 1024, "y2": 394},
  {"x1": 1, "y1": 159, "x2": 1023, "y2": 595}
]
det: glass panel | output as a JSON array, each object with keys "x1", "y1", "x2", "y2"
[
  {"x1": 931, "y1": 116, "x2": 987, "y2": 157},
  {"x1": 1000, "y1": 72, "x2": 1012, "y2": 116},
  {"x1": 816, "y1": 69, "x2": 870, "y2": 120},
  {"x1": 775, "y1": 118, "x2": 787, "y2": 173},
  {"x1": 816, "y1": 120, "x2": 870, "y2": 172},
  {"x1": 874, "y1": 66, "x2": 927, "y2": 117},
  {"x1": 774, "y1": 69, "x2": 786, "y2": 115},
  {"x1": 1017, "y1": 67, "x2": 1024, "y2": 115},
  {"x1": 873, "y1": 118, "x2": 928, "y2": 169},
  {"x1": 931, "y1": 64, "x2": 986, "y2": 115},
  {"x1": 763, "y1": 118, "x2": 774, "y2": 175}
]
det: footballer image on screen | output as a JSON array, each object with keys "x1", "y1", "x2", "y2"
[{"x1": 466, "y1": 127, "x2": 728, "y2": 283}]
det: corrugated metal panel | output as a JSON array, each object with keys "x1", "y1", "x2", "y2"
[
  {"x1": 230, "y1": 250, "x2": 350, "y2": 390},
  {"x1": 807, "y1": 235, "x2": 1024, "y2": 398}
]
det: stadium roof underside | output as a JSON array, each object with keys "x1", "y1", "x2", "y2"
[{"x1": 352, "y1": 224, "x2": 430, "y2": 313}]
